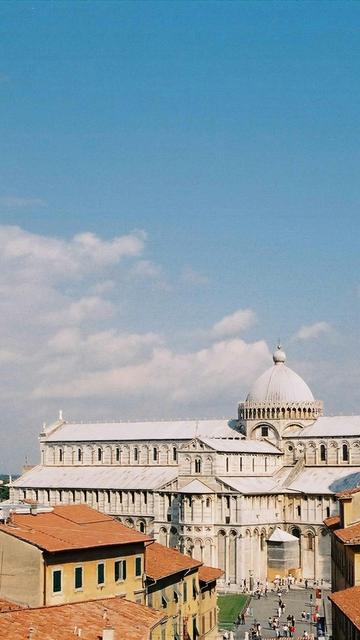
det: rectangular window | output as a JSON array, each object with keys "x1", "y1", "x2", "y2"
[
  {"x1": 97, "y1": 562, "x2": 105, "y2": 586},
  {"x1": 135, "y1": 556, "x2": 142, "y2": 577},
  {"x1": 74, "y1": 566, "x2": 83, "y2": 590},
  {"x1": 161, "y1": 589, "x2": 168, "y2": 608},
  {"x1": 116, "y1": 447, "x2": 120, "y2": 462},
  {"x1": 261, "y1": 426, "x2": 269, "y2": 437},
  {"x1": 153, "y1": 447, "x2": 158, "y2": 461},
  {"x1": 52, "y1": 569, "x2": 62, "y2": 593},
  {"x1": 192, "y1": 577, "x2": 199, "y2": 598},
  {"x1": 183, "y1": 581, "x2": 187, "y2": 602},
  {"x1": 114, "y1": 559, "x2": 126, "y2": 582}
]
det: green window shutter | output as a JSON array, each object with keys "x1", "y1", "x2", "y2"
[
  {"x1": 53, "y1": 570, "x2": 62, "y2": 593},
  {"x1": 97, "y1": 563, "x2": 105, "y2": 585},
  {"x1": 135, "y1": 556, "x2": 142, "y2": 577}
]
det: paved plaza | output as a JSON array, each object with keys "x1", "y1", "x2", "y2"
[{"x1": 226, "y1": 587, "x2": 329, "y2": 639}]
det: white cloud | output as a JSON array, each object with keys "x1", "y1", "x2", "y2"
[
  {"x1": 33, "y1": 337, "x2": 270, "y2": 402},
  {"x1": 43, "y1": 296, "x2": 114, "y2": 326},
  {"x1": 210, "y1": 308, "x2": 257, "y2": 339},
  {"x1": 295, "y1": 322, "x2": 332, "y2": 341}
]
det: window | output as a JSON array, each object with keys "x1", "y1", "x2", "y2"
[
  {"x1": 97, "y1": 448, "x2": 102, "y2": 462},
  {"x1": 134, "y1": 447, "x2": 138, "y2": 462},
  {"x1": 135, "y1": 556, "x2": 142, "y2": 577},
  {"x1": 320, "y1": 444, "x2": 326, "y2": 462},
  {"x1": 326, "y1": 506, "x2": 330, "y2": 518},
  {"x1": 192, "y1": 577, "x2": 199, "y2": 598},
  {"x1": 153, "y1": 447, "x2": 158, "y2": 462},
  {"x1": 195, "y1": 458, "x2": 201, "y2": 474},
  {"x1": 97, "y1": 562, "x2": 105, "y2": 586},
  {"x1": 183, "y1": 581, "x2": 187, "y2": 602},
  {"x1": 173, "y1": 584, "x2": 181, "y2": 603},
  {"x1": 342, "y1": 444, "x2": 349, "y2": 462},
  {"x1": 206, "y1": 497, "x2": 211, "y2": 508},
  {"x1": 173, "y1": 447, "x2": 177, "y2": 462},
  {"x1": 225, "y1": 457, "x2": 229, "y2": 472},
  {"x1": 173, "y1": 619, "x2": 180, "y2": 640},
  {"x1": 74, "y1": 566, "x2": 83, "y2": 590},
  {"x1": 59, "y1": 449, "x2": 63, "y2": 462},
  {"x1": 225, "y1": 496, "x2": 230, "y2": 509},
  {"x1": 77, "y1": 448, "x2": 82, "y2": 462},
  {"x1": 261, "y1": 426, "x2": 269, "y2": 437},
  {"x1": 161, "y1": 589, "x2": 168, "y2": 608},
  {"x1": 209, "y1": 610, "x2": 213, "y2": 629},
  {"x1": 116, "y1": 447, "x2": 120, "y2": 462},
  {"x1": 114, "y1": 559, "x2": 126, "y2": 582},
  {"x1": 296, "y1": 505, "x2": 301, "y2": 517},
  {"x1": 130, "y1": 491, "x2": 135, "y2": 503},
  {"x1": 307, "y1": 533, "x2": 314, "y2": 551},
  {"x1": 52, "y1": 569, "x2": 62, "y2": 594},
  {"x1": 139, "y1": 521, "x2": 145, "y2": 533},
  {"x1": 239, "y1": 457, "x2": 243, "y2": 472}
]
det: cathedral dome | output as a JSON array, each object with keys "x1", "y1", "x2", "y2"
[{"x1": 246, "y1": 346, "x2": 314, "y2": 405}]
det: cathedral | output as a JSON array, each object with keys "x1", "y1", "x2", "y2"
[{"x1": 10, "y1": 346, "x2": 360, "y2": 587}]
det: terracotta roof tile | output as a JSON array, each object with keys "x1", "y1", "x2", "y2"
[
  {"x1": 199, "y1": 565, "x2": 223, "y2": 584},
  {"x1": 0, "y1": 596, "x2": 166, "y2": 640},
  {"x1": 323, "y1": 515, "x2": 340, "y2": 528},
  {"x1": 334, "y1": 521, "x2": 360, "y2": 545},
  {"x1": 0, "y1": 505, "x2": 152, "y2": 553},
  {"x1": 0, "y1": 598, "x2": 24, "y2": 612},
  {"x1": 336, "y1": 486, "x2": 360, "y2": 498},
  {"x1": 329, "y1": 587, "x2": 360, "y2": 631},
  {"x1": 145, "y1": 542, "x2": 201, "y2": 580}
]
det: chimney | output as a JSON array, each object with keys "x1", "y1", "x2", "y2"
[
  {"x1": 30, "y1": 504, "x2": 38, "y2": 516},
  {"x1": 102, "y1": 626, "x2": 115, "y2": 640}
]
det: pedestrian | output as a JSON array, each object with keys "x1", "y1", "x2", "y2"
[
  {"x1": 301, "y1": 610, "x2": 306, "y2": 621},
  {"x1": 241, "y1": 613, "x2": 245, "y2": 625},
  {"x1": 278, "y1": 606, "x2": 281, "y2": 618},
  {"x1": 291, "y1": 615, "x2": 295, "y2": 627},
  {"x1": 268, "y1": 616, "x2": 273, "y2": 628}
]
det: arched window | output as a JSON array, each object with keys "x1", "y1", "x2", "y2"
[
  {"x1": 173, "y1": 447, "x2": 177, "y2": 462},
  {"x1": 320, "y1": 444, "x2": 326, "y2": 462},
  {"x1": 225, "y1": 457, "x2": 229, "y2": 472},
  {"x1": 139, "y1": 521, "x2": 145, "y2": 533},
  {"x1": 195, "y1": 458, "x2": 201, "y2": 474},
  {"x1": 97, "y1": 448, "x2": 102, "y2": 462},
  {"x1": 307, "y1": 533, "x2": 314, "y2": 551},
  {"x1": 260, "y1": 532, "x2": 265, "y2": 551},
  {"x1": 134, "y1": 447, "x2": 138, "y2": 462},
  {"x1": 296, "y1": 505, "x2": 301, "y2": 517},
  {"x1": 77, "y1": 448, "x2": 82, "y2": 462},
  {"x1": 116, "y1": 447, "x2": 120, "y2": 462},
  {"x1": 153, "y1": 447, "x2": 158, "y2": 462},
  {"x1": 59, "y1": 448, "x2": 63, "y2": 463},
  {"x1": 342, "y1": 444, "x2": 349, "y2": 462},
  {"x1": 206, "y1": 497, "x2": 211, "y2": 508},
  {"x1": 326, "y1": 506, "x2": 330, "y2": 518}
]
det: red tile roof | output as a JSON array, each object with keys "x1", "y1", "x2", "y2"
[
  {"x1": 333, "y1": 521, "x2": 360, "y2": 545},
  {"x1": 0, "y1": 505, "x2": 152, "y2": 553},
  {"x1": 330, "y1": 587, "x2": 360, "y2": 631},
  {"x1": 337, "y1": 486, "x2": 360, "y2": 498},
  {"x1": 199, "y1": 565, "x2": 223, "y2": 584},
  {"x1": 0, "y1": 596, "x2": 166, "y2": 640},
  {"x1": 0, "y1": 598, "x2": 24, "y2": 612},
  {"x1": 323, "y1": 515, "x2": 340, "y2": 529},
  {"x1": 145, "y1": 542, "x2": 201, "y2": 580}
]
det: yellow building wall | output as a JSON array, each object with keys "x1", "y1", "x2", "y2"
[
  {"x1": 199, "y1": 583, "x2": 218, "y2": 639},
  {"x1": 0, "y1": 531, "x2": 44, "y2": 607},
  {"x1": 45, "y1": 544, "x2": 145, "y2": 606},
  {"x1": 147, "y1": 569, "x2": 201, "y2": 639}
]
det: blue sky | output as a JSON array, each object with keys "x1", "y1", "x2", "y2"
[{"x1": 0, "y1": 2, "x2": 359, "y2": 471}]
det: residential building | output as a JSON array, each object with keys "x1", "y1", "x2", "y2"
[
  {"x1": 325, "y1": 487, "x2": 360, "y2": 639},
  {"x1": 0, "y1": 504, "x2": 151, "y2": 607},
  {"x1": 11, "y1": 345, "x2": 360, "y2": 584},
  {"x1": 145, "y1": 541, "x2": 222, "y2": 639}
]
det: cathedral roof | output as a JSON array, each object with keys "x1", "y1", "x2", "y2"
[{"x1": 246, "y1": 345, "x2": 315, "y2": 405}]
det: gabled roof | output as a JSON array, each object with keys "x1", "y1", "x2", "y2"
[
  {"x1": 295, "y1": 415, "x2": 360, "y2": 438},
  {"x1": 199, "y1": 565, "x2": 223, "y2": 584},
  {"x1": 180, "y1": 479, "x2": 214, "y2": 494},
  {"x1": 330, "y1": 587, "x2": 360, "y2": 631},
  {"x1": 145, "y1": 542, "x2": 201, "y2": 581},
  {"x1": 286, "y1": 467, "x2": 360, "y2": 495},
  {"x1": 0, "y1": 505, "x2": 152, "y2": 553},
  {"x1": 0, "y1": 596, "x2": 166, "y2": 640},
  {"x1": 12, "y1": 464, "x2": 178, "y2": 490}
]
